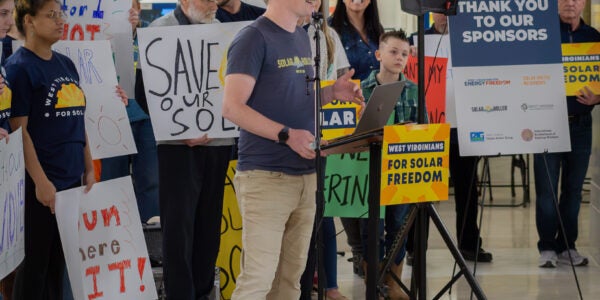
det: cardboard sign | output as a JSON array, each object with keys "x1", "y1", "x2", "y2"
[
  {"x1": 54, "y1": 40, "x2": 137, "y2": 160},
  {"x1": 216, "y1": 161, "x2": 242, "y2": 300},
  {"x1": 562, "y1": 43, "x2": 600, "y2": 96},
  {"x1": 0, "y1": 129, "x2": 25, "y2": 280},
  {"x1": 320, "y1": 80, "x2": 361, "y2": 140},
  {"x1": 403, "y1": 56, "x2": 447, "y2": 124},
  {"x1": 137, "y1": 22, "x2": 251, "y2": 141},
  {"x1": 56, "y1": 176, "x2": 157, "y2": 300},
  {"x1": 381, "y1": 124, "x2": 449, "y2": 205},
  {"x1": 61, "y1": 0, "x2": 135, "y2": 96}
]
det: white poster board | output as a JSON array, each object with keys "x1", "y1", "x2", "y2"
[
  {"x1": 56, "y1": 176, "x2": 157, "y2": 300},
  {"x1": 0, "y1": 129, "x2": 25, "y2": 280},
  {"x1": 61, "y1": 0, "x2": 135, "y2": 96},
  {"x1": 449, "y1": 0, "x2": 570, "y2": 156},
  {"x1": 54, "y1": 40, "x2": 137, "y2": 159},
  {"x1": 137, "y1": 21, "x2": 251, "y2": 141}
]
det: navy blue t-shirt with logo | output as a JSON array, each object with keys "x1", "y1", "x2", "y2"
[
  {"x1": 227, "y1": 16, "x2": 315, "y2": 175},
  {"x1": 6, "y1": 47, "x2": 86, "y2": 190}
]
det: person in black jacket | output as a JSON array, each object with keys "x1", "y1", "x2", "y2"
[
  {"x1": 405, "y1": 13, "x2": 493, "y2": 264},
  {"x1": 535, "y1": 0, "x2": 600, "y2": 268}
]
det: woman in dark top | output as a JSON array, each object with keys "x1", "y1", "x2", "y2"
[
  {"x1": 327, "y1": 0, "x2": 385, "y2": 281},
  {"x1": 7, "y1": 0, "x2": 125, "y2": 298},
  {"x1": 329, "y1": 0, "x2": 383, "y2": 81}
]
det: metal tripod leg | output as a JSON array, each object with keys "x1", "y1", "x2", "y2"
[{"x1": 427, "y1": 204, "x2": 487, "y2": 300}]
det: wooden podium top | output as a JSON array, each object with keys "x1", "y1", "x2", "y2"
[{"x1": 321, "y1": 128, "x2": 383, "y2": 155}]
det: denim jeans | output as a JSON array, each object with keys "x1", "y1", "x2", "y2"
[
  {"x1": 100, "y1": 119, "x2": 159, "y2": 222},
  {"x1": 534, "y1": 113, "x2": 592, "y2": 253}
]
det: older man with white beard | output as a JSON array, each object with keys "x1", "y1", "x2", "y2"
[{"x1": 137, "y1": 0, "x2": 234, "y2": 299}]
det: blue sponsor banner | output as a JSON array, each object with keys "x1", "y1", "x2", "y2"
[{"x1": 449, "y1": 0, "x2": 562, "y2": 67}]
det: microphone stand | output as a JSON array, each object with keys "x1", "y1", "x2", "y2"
[{"x1": 307, "y1": 11, "x2": 326, "y2": 300}]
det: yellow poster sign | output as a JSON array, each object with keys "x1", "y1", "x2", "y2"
[
  {"x1": 217, "y1": 160, "x2": 242, "y2": 300},
  {"x1": 320, "y1": 80, "x2": 361, "y2": 140},
  {"x1": 562, "y1": 43, "x2": 600, "y2": 96},
  {"x1": 380, "y1": 124, "x2": 450, "y2": 205}
]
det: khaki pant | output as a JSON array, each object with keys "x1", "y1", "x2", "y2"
[{"x1": 232, "y1": 170, "x2": 316, "y2": 300}]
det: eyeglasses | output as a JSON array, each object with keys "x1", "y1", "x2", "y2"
[{"x1": 44, "y1": 10, "x2": 67, "y2": 20}]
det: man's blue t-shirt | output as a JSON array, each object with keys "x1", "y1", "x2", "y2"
[
  {"x1": 6, "y1": 47, "x2": 86, "y2": 190},
  {"x1": 227, "y1": 16, "x2": 315, "y2": 175},
  {"x1": 216, "y1": 2, "x2": 265, "y2": 22}
]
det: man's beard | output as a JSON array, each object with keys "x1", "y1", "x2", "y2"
[{"x1": 187, "y1": 5, "x2": 216, "y2": 24}]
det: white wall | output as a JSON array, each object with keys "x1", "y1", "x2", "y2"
[
  {"x1": 378, "y1": 0, "x2": 418, "y2": 33},
  {"x1": 244, "y1": 0, "x2": 266, "y2": 8}
]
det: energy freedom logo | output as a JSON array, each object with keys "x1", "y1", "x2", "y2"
[
  {"x1": 471, "y1": 105, "x2": 508, "y2": 113},
  {"x1": 464, "y1": 78, "x2": 511, "y2": 87},
  {"x1": 470, "y1": 131, "x2": 485, "y2": 142}
]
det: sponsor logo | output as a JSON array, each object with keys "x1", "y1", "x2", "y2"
[
  {"x1": 470, "y1": 105, "x2": 508, "y2": 113},
  {"x1": 470, "y1": 131, "x2": 485, "y2": 142},
  {"x1": 521, "y1": 129, "x2": 533, "y2": 142},
  {"x1": 522, "y1": 74, "x2": 550, "y2": 86},
  {"x1": 464, "y1": 78, "x2": 511, "y2": 87},
  {"x1": 520, "y1": 103, "x2": 554, "y2": 112}
]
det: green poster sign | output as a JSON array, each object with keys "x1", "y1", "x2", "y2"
[{"x1": 324, "y1": 152, "x2": 385, "y2": 218}]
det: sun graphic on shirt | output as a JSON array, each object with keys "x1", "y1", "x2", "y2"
[
  {"x1": 0, "y1": 86, "x2": 11, "y2": 111},
  {"x1": 55, "y1": 83, "x2": 85, "y2": 109}
]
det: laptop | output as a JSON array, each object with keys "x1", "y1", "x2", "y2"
[
  {"x1": 322, "y1": 81, "x2": 406, "y2": 154},
  {"x1": 328, "y1": 81, "x2": 406, "y2": 141}
]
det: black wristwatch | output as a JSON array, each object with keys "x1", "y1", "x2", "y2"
[{"x1": 277, "y1": 126, "x2": 289, "y2": 144}]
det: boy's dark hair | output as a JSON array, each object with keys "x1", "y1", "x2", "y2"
[
  {"x1": 15, "y1": 0, "x2": 60, "y2": 36},
  {"x1": 379, "y1": 29, "x2": 409, "y2": 45}
]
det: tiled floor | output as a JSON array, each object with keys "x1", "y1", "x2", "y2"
[{"x1": 320, "y1": 156, "x2": 598, "y2": 299}]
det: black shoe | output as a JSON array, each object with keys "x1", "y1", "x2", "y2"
[
  {"x1": 406, "y1": 252, "x2": 413, "y2": 266},
  {"x1": 460, "y1": 248, "x2": 493, "y2": 262},
  {"x1": 349, "y1": 253, "x2": 365, "y2": 278}
]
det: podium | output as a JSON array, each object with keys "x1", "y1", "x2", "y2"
[
  {"x1": 323, "y1": 128, "x2": 486, "y2": 300},
  {"x1": 323, "y1": 129, "x2": 385, "y2": 299}
]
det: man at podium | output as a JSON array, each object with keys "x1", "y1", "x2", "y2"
[{"x1": 222, "y1": 0, "x2": 364, "y2": 298}]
